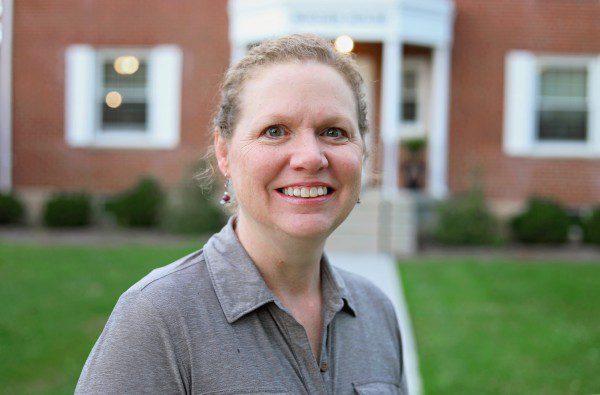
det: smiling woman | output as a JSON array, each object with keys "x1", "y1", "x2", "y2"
[{"x1": 76, "y1": 34, "x2": 407, "y2": 395}]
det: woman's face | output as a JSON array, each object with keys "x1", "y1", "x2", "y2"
[{"x1": 216, "y1": 61, "x2": 364, "y2": 241}]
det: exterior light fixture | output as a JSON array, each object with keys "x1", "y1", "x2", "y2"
[
  {"x1": 105, "y1": 91, "x2": 123, "y2": 108},
  {"x1": 113, "y1": 56, "x2": 140, "y2": 75},
  {"x1": 334, "y1": 35, "x2": 354, "y2": 54}
]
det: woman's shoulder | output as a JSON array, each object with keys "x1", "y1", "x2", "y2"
[{"x1": 117, "y1": 248, "x2": 210, "y2": 315}]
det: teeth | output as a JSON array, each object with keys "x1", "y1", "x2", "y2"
[{"x1": 281, "y1": 186, "x2": 329, "y2": 198}]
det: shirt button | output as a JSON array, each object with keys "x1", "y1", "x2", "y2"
[{"x1": 320, "y1": 361, "x2": 328, "y2": 372}]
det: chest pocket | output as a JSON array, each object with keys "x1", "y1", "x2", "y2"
[{"x1": 353, "y1": 380, "x2": 403, "y2": 395}]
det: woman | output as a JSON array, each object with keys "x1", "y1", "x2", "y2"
[{"x1": 76, "y1": 34, "x2": 407, "y2": 394}]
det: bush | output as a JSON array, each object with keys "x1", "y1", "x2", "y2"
[
  {"x1": 161, "y1": 179, "x2": 226, "y2": 235},
  {"x1": 510, "y1": 198, "x2": 570, "y2": 244},
  {"x1": 43, "y1": 192, "x2": 92, "y2": 227},
  {"x1": 0, "y1": 192, "x2": 26, "y2": 225},
  {"x1": 433, "y1": 190, "x2": 500, "y2": 245},
  {"x1": 582, "y1": 206, "x2": 600, "y2": 245},
  {"x1": 105, "y1": 177, "x2": 165, "y2": 227}
]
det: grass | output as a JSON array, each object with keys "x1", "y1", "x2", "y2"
[
  {"x1": 399, "y1": 259, "x2": 600, "y2": 395},
  {"x1": 0, "y1": 242, "x2": 200, "y2": 395},
  {"x1": 1, "y1": 243, "x2": 598, "y2": 394}
]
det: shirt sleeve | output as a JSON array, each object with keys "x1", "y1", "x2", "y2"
[{"x1": 75, "y1": 290, "x2": 187, "y2": 394}]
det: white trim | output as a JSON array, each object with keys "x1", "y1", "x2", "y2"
[
  {"x1": 427, "y1": 45, "x2": 450, "y2": 199},
  {"x1": 65, "y1": 45, "x2": 182, "y2": 150},
  {"x1": 0, "y1": 0, "x2": 13, "y2": 191},
  {"x1": 503, "y1": 51, "x2": 600, "y2": 158}
]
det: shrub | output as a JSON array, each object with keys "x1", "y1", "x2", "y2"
[
  {"x1": 161, "y1": 180, "x2": 226, "y2": 235},
  {"x1": 433, "y1": 189, "x2": 500, "y2": 245},
  {"x1": 105, "y1": 177, "x2": 165, "y2": 227},
  {"x1": 582, "y1": 206, "x2": 600, "y2": 245},
  {"x1": 43, "y1": 192, "x2": 92, "y2": 227},
  {"x1": 510, "y1": 198, "x2": 570, "y2": 244},
  {"x1": 0, "y1": 192, "x2": 26, "y2": 225}
]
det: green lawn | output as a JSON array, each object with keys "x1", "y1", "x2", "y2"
[
  {"x1": 400, "y1": 259, "x2": 600, "y2": 395},
  {"x1": 1, "y1": 244, "x2": 598, "y2": 394},
  {"x1": 0, "y1": 243, "x2": 200, "y2": 395}
]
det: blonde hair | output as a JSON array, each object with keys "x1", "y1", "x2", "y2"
[{"x1": 197, "y1": 33, "x2": 369, "y2": 190}]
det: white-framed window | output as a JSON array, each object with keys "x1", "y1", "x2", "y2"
[
  {"x1": 65, "y1": 45, "x2": 182, "y2": 149},
  {"x1": 400, "y1": 57, "x2": 430, "y2": 139},
  {"x1": 503, "y1": 51, "x2": 600, "y2": 158}
]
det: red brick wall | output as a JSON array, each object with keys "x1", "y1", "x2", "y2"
[
  {"x1": 12, "y1": 0, "x2": 229, "y2": 193},
  {"x1": 449, "y1": 0, "x2": 600, "y2": 207}
]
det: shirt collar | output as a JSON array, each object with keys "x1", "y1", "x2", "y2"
[{"x1": 203, "y1": 217, "x2": 356, "y2": 323}]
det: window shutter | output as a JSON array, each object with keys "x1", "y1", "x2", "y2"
[
  {"x1": 148, "y1": 45, "x2": 182, "y2": 149},
  {"x1": 503, "y1": 51, "x2": 536, "y2": 156},
  {"x1": 589, "y1": 55, "x2": 600, "y2": 153},
  {"x1": 65, "y1": 45, "x2": 96, "y2": 147}
]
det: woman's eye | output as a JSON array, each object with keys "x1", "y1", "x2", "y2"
[
  {"x1": 323, "y1": 128, "x2": 347, "y2": 139},
  {"x1": 264, "y1": 126, "x2": 285, "y2": 138}
]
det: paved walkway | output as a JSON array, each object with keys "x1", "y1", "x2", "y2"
[{"x1": 328, "y1": 252, "x2": 422, "y2": 395}]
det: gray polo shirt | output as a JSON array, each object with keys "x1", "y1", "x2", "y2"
[{"x1": 76, "y1": 218, "x2": 407, "y2": 394}]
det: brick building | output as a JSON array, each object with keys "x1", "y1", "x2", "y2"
[{"x1": 0, "y1": 0, "x2": 598, "y2": 222}]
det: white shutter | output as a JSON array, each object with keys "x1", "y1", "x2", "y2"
[
  {"x1": 65, "y1": 45, "x2": 96, "y2": 147},
  {"x1": 589, "y1": 56, "x2": 600, "y2": 153},
  {"x1": 503, "y1": 51, "x2": 536, "y2": 156},
  {"x1": 148, "y1": 45, "x2": 182, "y2": 149}
]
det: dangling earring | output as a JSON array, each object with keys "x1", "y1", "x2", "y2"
[{"x1": 220, "y1": 178, "x2": 231, "y2": 205}]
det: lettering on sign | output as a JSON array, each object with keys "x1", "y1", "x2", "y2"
[{"x1": 291, "y1": 12, "x2": 386, "y2": 26}]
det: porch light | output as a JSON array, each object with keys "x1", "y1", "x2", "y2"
[
  {"x1": 334, "y1": 35, "x2": 354, "y2": 54},
  {"x1": 114, "y1": 55, "x2": 139, "y2": 75},
  {"x1": 105, "y1": 91, "x2": 122, "y2": 108}
]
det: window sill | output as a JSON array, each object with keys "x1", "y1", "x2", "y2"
[
  {"x1": 505, "y1": 142, "x2": 600, "y2": 159},
  {"x1": 69, "y1": 131, "x2": 179, "y2": 150}
]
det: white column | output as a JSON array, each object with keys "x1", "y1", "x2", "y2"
[
  {"x1": 428, "y1": 45, "x2": 451, "y2": 199},
  {"x1": 0, "y1": 0, "x2": 13, "y2": 192},
  {"x1": 380, "y1": 38, "x2": 402, "y2": 198}
]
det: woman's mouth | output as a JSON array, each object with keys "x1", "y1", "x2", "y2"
[{"x1": 276, "y1": 186, "x2": 334, "y2": 199}]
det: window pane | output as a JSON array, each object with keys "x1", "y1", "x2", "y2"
[
  {"x1": 101, "y1": 58, "x2": 148, "y2": 130},
  {"x1": 401, "y1": 70, "x2": 418, "y2": 122},
  {"x1": 102, "y1": 102, "x2": 147, "y2": 130},
  {"x1": 538, "y1": 110, "x2": 587, "y2": 141},
  {"x1": 402, "y1": 102, "x2": 417, "y2": 122},
  {"x1": 540, "y1": 68, "x2": 586, "y2": 98}
]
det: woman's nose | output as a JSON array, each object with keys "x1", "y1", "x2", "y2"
[{"x1": 289, "y1": 133, "x2": 328, "y2": 173}]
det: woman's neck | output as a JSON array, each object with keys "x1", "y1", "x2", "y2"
[{"x1": 234, "y1": 214, "x2": 325, "y2": 299}]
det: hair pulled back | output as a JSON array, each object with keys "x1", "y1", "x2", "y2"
[{"x1": 214, "y1": 33, "x2": 369, "y2": 139}]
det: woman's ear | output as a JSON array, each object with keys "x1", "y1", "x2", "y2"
[{"x1": 214, "y1": 128, "x2": 229, "y2": 177}]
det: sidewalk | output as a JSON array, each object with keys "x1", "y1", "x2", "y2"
[{"x1": 329, "y1": 252, "x2": 422, "y2": 395}]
